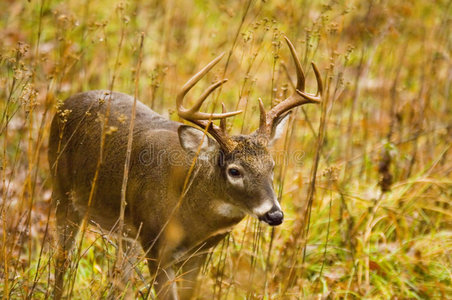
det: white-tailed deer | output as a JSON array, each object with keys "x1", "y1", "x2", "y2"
[{"x1": 48, "y1": 37, "x2": 322, "y2": 299}]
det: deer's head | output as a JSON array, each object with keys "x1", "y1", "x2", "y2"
[{"x1": 176, "y1": 37, "x2": 323, "y2": 226}]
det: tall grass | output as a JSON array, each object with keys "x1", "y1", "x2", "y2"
[{"x1": 1, "y1": 0, "x2": 451, "y2": 298}]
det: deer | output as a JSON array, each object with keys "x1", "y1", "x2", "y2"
[{"x1": 48, "y1": 36, "x2": 323, "y2": 299}]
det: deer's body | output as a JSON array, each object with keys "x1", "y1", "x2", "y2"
[
  {"x1": 49, "y1": 90, "x2": 245, "y2": 249},
  {"x1": 49, "y1": 37, "x2": 323, "y2": 299},
  {"x1": 49, "y1": 91, "x2": 248, "y2": 299}
]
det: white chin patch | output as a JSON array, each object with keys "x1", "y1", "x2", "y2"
[{"x1": 251, "y1": 201, "x2": 273, "y2": 217}]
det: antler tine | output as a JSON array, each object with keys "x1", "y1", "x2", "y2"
[
  {"x1": 176, "y1": 52, "x2": 242, "y2": 152},
  {"x1": 258, "y1": 98, "x2": 267, "y2": 130},
  {"x1": 219, "y1": 103, "x2": 227, "y2": 133},
  {"x1": 177, "y1": 52, "x2": 242, "y2": 121},
  {"x1": 295, "y1": 62, "x2": 323, "y2": 102},
  {"x1": 186, "y1": 79, "x2": 227, "y2": 116},
  {"x1": 257, "y1": 36, "x2": 323, "y2": 137},
  {"x1": 284, "y1": 36, "x2": 306, "y2": 92},
  {"x1": 176, "y1": 52, "x2": 225, "y2": 110}
]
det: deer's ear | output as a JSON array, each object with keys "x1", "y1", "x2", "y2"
[
  {"x1": 178, "y1": 125, "x2": 218, "y2": 154},
  {"x1": 269, "y1": 112, "x2": 291, "y2": 145}
]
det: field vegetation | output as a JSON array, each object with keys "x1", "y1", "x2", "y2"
[{"x1": 1, "y1": 0, "x2": 451, "y2": 298}]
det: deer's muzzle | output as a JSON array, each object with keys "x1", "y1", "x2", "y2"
[{"x1": 259, "y1": 206, "x2": 284, "y2": 226}]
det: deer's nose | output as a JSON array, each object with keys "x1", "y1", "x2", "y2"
[{"x1": 259, "y1": 206, "x2": 284, "y2": 226}]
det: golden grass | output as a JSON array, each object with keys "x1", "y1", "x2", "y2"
[{"x1": 1, "y1": 0, "x2": 451, "y2": 298}]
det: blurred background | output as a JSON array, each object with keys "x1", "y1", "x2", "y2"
[{"x1": 1, "y1": 0, "x2": 451, "y2": 298}]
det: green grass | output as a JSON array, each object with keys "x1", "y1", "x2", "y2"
[{"x1": 1, "y1": 0, "x2": 452, "y2": 299}]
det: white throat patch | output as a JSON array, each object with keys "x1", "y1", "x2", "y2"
[{"x1": 212, "y1": 200, "x2": 245, "y2": 218}]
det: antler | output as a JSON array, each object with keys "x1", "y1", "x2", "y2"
[
  {"x1": 257, "y1": 36, "x2": 323, "y2": 137},
  {"x1": 176, "y1": 52, "x2": 242, "y2": 152}
]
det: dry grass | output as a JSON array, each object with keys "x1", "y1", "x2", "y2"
[{"x1": 1, "y1": 0, "x2": 451, "y2": 299}]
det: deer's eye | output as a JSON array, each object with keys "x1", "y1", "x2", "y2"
[{"x1": 228, "y1": 168, "x2": 241, "y2": 177}]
